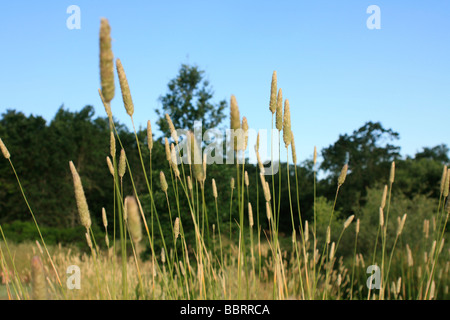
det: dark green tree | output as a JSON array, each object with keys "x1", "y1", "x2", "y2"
[
  {"x1": 155, "y1": 64, "x2": 227, "y2": 138},
  {"x1": 319, "y1": 121, "x2": 401, "y2": 215}
]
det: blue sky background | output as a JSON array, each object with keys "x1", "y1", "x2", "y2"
[{"x1": 0, "y1": 1, "x2": 449, "y2": 165}]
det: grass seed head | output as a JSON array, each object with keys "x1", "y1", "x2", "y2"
[
  {"x1": 118, "y1": 148, "x2": 126, "y2": 178},
  {"x1": 291, "y1": 134, "x2": 297, "y2": 164},
  {"x1": 116, "y1": 58, "x2": 134, "y2": 117},
  {"x1": 174, "y1": 217, "x2": 180, "y2": 240},
  {"x1": 147, "y1": 120, "x2": 153, "y2": 152},
  {"x1": 242, "y1": 117, "x2": 249, "y2": 150},
  {"x1": 406, "y1": 244, "x2": 414, "y2": 267},
  {"x1": 276, "y1": 88, "x2": 283, "y2": 131},
  {"x1": 397, "y1": 213, "x2": 407, "y2": 236},
  {"x1": 0, "y1": 138, "x2": 10, "y2": 159},
  {"x1": 126, "y1": 196, "x2": 142, "y2": 244},
  {"x1": 389, "y1": 161, "x2": 395, "y2": 184},
  {"x1": 440, "y1": 165, "x2": 447, "y2": 195},
  {"x1": 102, "y1": 207, "x2": 108, "y2": 228},
  {"x1": 99, "y1": 18, "x2": 115, "y2": 104},
  {"x1": 266, "y1": 201, "x2": 272, "y2": 222},
  {"x1": 343, "y1": 215, "x2": 355, "y2": 230},
  {"x1": 248, "y1": 202, "x2": 254, "y2": 227},
  {"x1": 381, "y1": 185, "x2": 388, "y2": 209},
  {"x1": 230, "y1": 95, "x2": 241, "y2": 131},
  {"x1": 160, "y1": 171, "x2": 168, "y2": 192},
  {"x1": 106, "y1": 156, "x2": 114, "y2": 176},
  {"x1": 282, "y1": 99, "x2": 292, "y2": 148},
  {"x1": 69, "y1": 161, "x2": 92, "y2": 230},
  {"x1": 171, "y1": 143, "x2": 180, "y2": 178},
  {"x1": 338, "y1": 164, "x2": 348, "y2": 186},
  {"x1": 313, "y1": 146, "x2": 317, "y2": 167},
  {"x1": 189, "y1": 132, "x2": 204, "y2": 182},
  {"x1": 444, "y1": 168, "x2": 450, "y2": 198},
  {"x1": 330, "y1": 242, "x2": 336, "y2": 260},
  {"x1": 31, "y1": 256, "x2": 47, "y2": 300},
  {"x1": 212, "y1": 178, "x2": 218, "y2": 198},
  {"x1": 110, "y1": 131, "x2": 116, "y2": 159},
  {"x1": 165, "y1": 113, "x2": 178, "y2": 143},
  {"x1": 164, "y1": 137, "x2": 171, "y2": 164},
  {"x1": 379, "y1": 207, "x2": 384, "y2": 227},
  {"x1": 269, "y1": 71, "x2": 277, "y2": 114}
]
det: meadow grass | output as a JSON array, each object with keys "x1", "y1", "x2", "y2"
[{"x1": 0, "y1": 18, "x2": 448, "y2": 300}]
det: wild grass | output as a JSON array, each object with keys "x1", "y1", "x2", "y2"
[{"x1": 0, "y1": 18, "x2": 448, "y2": 300}]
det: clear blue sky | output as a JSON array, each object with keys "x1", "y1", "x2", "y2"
[{"x1": 0, "y1": 1, "x2": 449, "y2": 165}]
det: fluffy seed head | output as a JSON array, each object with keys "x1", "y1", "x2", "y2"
[
  {"x1": 326, "y1": 226, "x2": 331, "y2": 244},
  {"x1": 304, "y1": 221, "x2": 309, "y2": 242},
  {"x1": 266, "y1": 202, "x2": 272, "y2": 222},
  {"x1": 69, "y1": 161, "x2": 92, "y2": 230},
  {"x1": 189, "y1": 132, "x2": 204, "y2": 182},
  {"x1": 106, "y1": 156, "x2": 114, "y2": 176},
  {"x1": 31, "y1": 256, "x2": 47, "y2": 300},
  {"x1": 171, "y1": 144, "x2": 180, "y2": 178},
  {"x1": 356, "y1": 218, "x2": 360, "y2": 234},
  {"x1": 444, "y1": 168, "x2": 450, "y2": 198},
  {"x1": 430, "y1": 281, "x2": 436, "y2": 300},
  {"x1": 165, "y1": 113, "x2": 178, "y2": 143},
  {"x1": 248, "y1": 202, "x2": 254, "y2": 227},
  {"x1": 406, "y1": 244, "x2": 414, "y2": 267},
  {"x1": 276, "y1": 88, "x2": 283, "y2": 131},
  {"x1": 118, "y1": 149, "x2": 126, "y2": 178},
  {"x1": 423, "y1": 219, "x2": 430, "y2": 239},
  {"x1": 99, "y1": 18, "x2": 115, "y2": 104},
  {"x1": 242, "y1": 117, "x2": 249, "y2": 150},
  {"x1": 439, "y1": 165, "x2": 447, "y2": 195},
  {"x1": 0, "y1": 138, "x2": 10, "y2": 159},
  {"x1": 147, "y1": 120, "x2": 153, "y2": 152},
  {"x1": 102, "y1": 207, "x2": 108, "y2": 228},
  {"x1": 202, "y1": 153, "x2": 207, "y2": 182},
  {"x1": 263, "y1": 180, "x2": 271, "y2": 202},
  {"x1": 329, "y1": 242, "x2": 336, "y2": 260},
  {"x1": 187, "y1": 176, "x2": 193, "y2": 191},
  {"x1": 338, "y1": 164, "x2": 348, "y2": 186},
  {"x1": 116, "y1": 58, "x2": 134, "y2": 117},
  {"x1": 212, "y1": 179, "x2": 218, "y2": 198},
  {"x1": 313, "y1": 146, "x2": 317, "y2": 167},
  {"x1": 230, "y1": 95, "x2": 241, "y2": 131},
  {"x1": 343, "y1": 215, "x2": 355, "y2": 230},
  {"x1": 161, "y1": 248, "x2": 166, "y2": 264},
  {"x1": 244, "y1": 171, "x2": 249, "y2": 187},
  {"x1": 379, "y1": 207, "x2": 384, "y2": 227},
  {"x1": 269, "y1": 71, "x2": 277, "y2": 114},
  {"x1": 110, "y1": 131, "x2": 116, "y2": 159},
  {"x1": 230, "y1": 177, "x2": 235, "y2": 190},
  {"x1": 291, "y1": 134, "x2": 297, "y2": 164},
  {"x1": 160, "y1": 171, "x2": 168, "y2": 192},
  {"x1": 126, "y1": 196, "x2": 142, "y2": 244},
  {"x1": 381, "y1": 185, "x2": 388, "y2": 209},
  {"x1": 164, "y1": 137, "x2": 171, "y2": 164},
  {"x1": 174, "y1": 217, "x2": 180, "y2": 240},
  {"x1": 255, "y1": 131, "x2": 260, "y2": 153},
  {"x1": 282, "y1": 99, "x2": 292, "y2": 148},
  {"x1": 389, "y1": 161, "x2": 395, "y2": 184},
  {"x1": 397, "y1": 213, "x2": 407, "y2": 236}
]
